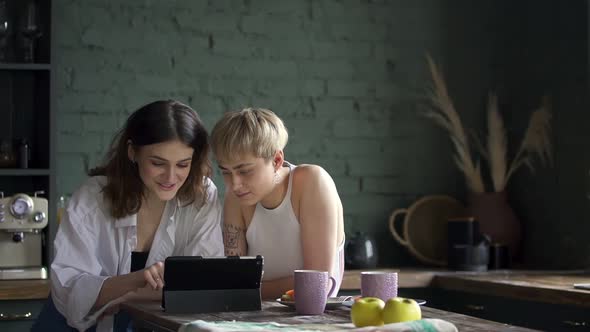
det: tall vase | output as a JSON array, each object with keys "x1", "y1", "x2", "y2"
[{"x1": 468, "y1": 191, "x2": 521, "y2": 260}]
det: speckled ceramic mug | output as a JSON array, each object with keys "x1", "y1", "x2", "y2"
[
  {"x1": 294, "y1": 270, "x2": 336, "y2": 315},
  {"x1": 361, "y1": 271, "x2": 398, "y2": 301}
]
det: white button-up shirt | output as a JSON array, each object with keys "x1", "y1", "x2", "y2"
[{"x1": 50, "y1": 176, "x2": 224, "y2": 332}]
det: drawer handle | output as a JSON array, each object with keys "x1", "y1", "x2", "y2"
[
  {"x1": 563, "y1": 320, "x2": 587, "y2": 327},
  {"x1": 466, "y1": 304, "x2": 485, "y2": 311},
  {"x1": 0, "y1": 312, "x2": 32, "y2": 321}
]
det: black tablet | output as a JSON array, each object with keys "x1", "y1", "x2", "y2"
[{"x1": 162, "y1": 255, "x2": 263, "y2": 313}]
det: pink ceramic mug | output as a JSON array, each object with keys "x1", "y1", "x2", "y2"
[
  {"x1": 294, "y1": 270, "x2": 336, "y2": 315},
  {"x1": 361, "y1": 271, "x2": 398, "y2": 301}
]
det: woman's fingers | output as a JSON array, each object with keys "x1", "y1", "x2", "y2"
[
  {"x1": 143, "y1": 261, "x2": 165, "y2": 290},
  {"x1": 154, "y1": 261, "x2": 164, "y2": 289},
  {"x1": 143, "y1": 269, "x2": 157, "y2": 289}
]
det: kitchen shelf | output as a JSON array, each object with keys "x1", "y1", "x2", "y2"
[
  {"x1": 0, "y1": 2, "x2": 54, "y2": 330},
  {"x1": 0, "y1": 169, "x2": 51, "y2": 176},
  {"x1": 0, "y1": 63, "x2": 51, "y2": 71}
]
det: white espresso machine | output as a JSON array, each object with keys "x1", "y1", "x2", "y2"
[{"x1": 0, "y1": 191, "x2": 48, "y2": 279}]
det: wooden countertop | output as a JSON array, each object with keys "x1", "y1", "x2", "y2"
[
  {"x1": 0, "y1": 279, "x2": 50, "y2": 300},
  {"x1": 342, "y1": 269, "x2": 590, "y2": 308},
  {"x1": 2, "y1": 268, "x2": 589, "y2": 307},
  {"x1": 431, "y1": 270, "x2": 590, "y2": 308}
]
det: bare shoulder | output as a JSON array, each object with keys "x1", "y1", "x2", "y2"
[
  {"x1": 292, "y1": 164, "x2": 332, "y2": 183},
  {"x1": 291, "y1": 164, "x2": 343, "y2": 232},
  {"x1": 291, "y1": 164, "x2": 338, "y2": 196}
]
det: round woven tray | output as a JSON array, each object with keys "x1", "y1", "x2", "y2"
[{"x1": 389, "y1": 195, "x2": 466, "y2": 266}]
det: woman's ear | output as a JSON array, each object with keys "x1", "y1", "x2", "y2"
[
  {"x1": 273, "y1": 150, "x2": 284, "y2": 171},
  {"x1": 127, "y1": 140, "x2": 135, "y2": 163}
]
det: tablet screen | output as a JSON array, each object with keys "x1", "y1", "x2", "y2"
[{"x1": 164, "y1": 256, "x2": 263, "y2": 291}]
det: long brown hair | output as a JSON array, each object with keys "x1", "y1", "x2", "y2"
[{"x1": 89, "y1": 100, "x2": 212, "y2": 219}]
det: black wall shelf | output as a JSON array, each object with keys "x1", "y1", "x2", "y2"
[
  {"x1": 0, "y1": 169, "x2": 51, "y2": 176},
  {"x1": 0, "y1": 63, "x2": 50, "y2": 71},
  {"x1": 0, "y1": 0, "x2": 54, "y2": 273}
]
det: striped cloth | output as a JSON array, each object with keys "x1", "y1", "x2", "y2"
[{"x1": 179, "y1": 319, "x2": 457, "y2": 332}]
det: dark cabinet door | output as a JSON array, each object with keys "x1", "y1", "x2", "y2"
[
  {"x1": 0, "y1": 299, "x2": 44, "y2": 332},
  {"x1": 400, "y1": 288, "x2": 590, "y2": 332}
]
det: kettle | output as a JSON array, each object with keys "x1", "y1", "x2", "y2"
[{"x1": 345, "y1": 232, "x2": 378, "y2": 269}]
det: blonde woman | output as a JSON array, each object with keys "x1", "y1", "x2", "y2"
[{"x1": 211, "y1": 108, "x2": 345, "y2": 300}]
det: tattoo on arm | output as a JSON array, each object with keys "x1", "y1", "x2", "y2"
[{"x1": 223, "y1": 223, "x2": 245, "y2": 256}]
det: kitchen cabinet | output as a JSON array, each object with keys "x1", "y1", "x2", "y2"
[
  {"x1": 0, "y1": 279, "x2": 49, "y2": 330},
  {"x1": 0, "y1": 0, "x2": 55, "y2": 270},
  {"x1": 399, "y1": 288, "x2": 590, "y2": 331},
  {"x1": 0, "y1": 299, "x2": 44, "y2": 331}
]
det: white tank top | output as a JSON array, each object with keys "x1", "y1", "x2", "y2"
[{"x1": 246, "y1": 162, "x2": 344, "y2": 296}]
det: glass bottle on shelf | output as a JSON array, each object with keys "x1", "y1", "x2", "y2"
[
  {"x1": 0, "y1": 0, "x2": 10, "y2": 62},
  {"x1": 17, "y1": 138, "x2": 30, "y2": 168},
  {"x1": 18, "y1": 1, "x2": 41, "y2": 63},
  {"x1": 57, "y1": 195, "x2": 70, "y2": 225}
]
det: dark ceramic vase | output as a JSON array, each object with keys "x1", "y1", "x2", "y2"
[
  {"x1": 345, "y1": 232, "x2": 378, "y2": 269},
  {"x1": 468, "y1": 191, "x2": 521, "y2": 260}
]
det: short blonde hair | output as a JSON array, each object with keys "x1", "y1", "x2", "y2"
[{"x1": 211, "y1": 108, "x2": 288, "y2": 162}]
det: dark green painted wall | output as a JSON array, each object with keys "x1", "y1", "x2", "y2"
[{"x1": 504, "y1": 1, "x2": 590, "y2": 268}]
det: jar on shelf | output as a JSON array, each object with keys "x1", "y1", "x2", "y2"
[{"x1": 0, "y1": 139, "x2": 16, "y2": 168}]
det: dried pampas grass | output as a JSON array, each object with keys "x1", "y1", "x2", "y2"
[
  {"x1": 504, "y1": 97, "x2": 553, "y2": 186},
  {"x1": 425, "y1": 56, "x2": 552, "y2": 193},
  {"x1": 486, "y1": 94, "x2": 508, "y2": 192},
  {"x1": 483, "y1": 96, "x2": 552, "y2": 192},
  {"x1": 425, "y1": 55, "x2": 485, "y2": 193}
]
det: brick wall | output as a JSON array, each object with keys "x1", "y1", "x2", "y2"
[{"x1": 54, "y1": 0, "x2": 588, "y2": 267}]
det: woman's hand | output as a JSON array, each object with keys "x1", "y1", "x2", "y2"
[
  {"x1": 142, "y1": 261, "x2": 165, "y2": 290},
  {"x1": 93, "y1": 261, "x2": 165, "y2": 310}
]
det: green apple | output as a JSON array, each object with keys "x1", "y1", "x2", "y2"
[
  {"x1": 382, "y1": 297, "x2": 421, "y2": 324},
  {"x1": 350, "y1": 297, "x2": 385, "y2": 327}
]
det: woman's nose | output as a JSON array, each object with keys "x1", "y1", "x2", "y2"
[
  {"x1": 231, "y1": 174, "x2": 242, "y2": 189},
  {"x1": 165, "y1": 167, "x2": 175, "y2": 182}
]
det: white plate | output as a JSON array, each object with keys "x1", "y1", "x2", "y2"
[
  {"x1": 276, "y1": 297, "x2": 354, "y2": 309},
  {"x1": 276, "y1": 297, "x2": 426, "y2": 309}
]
